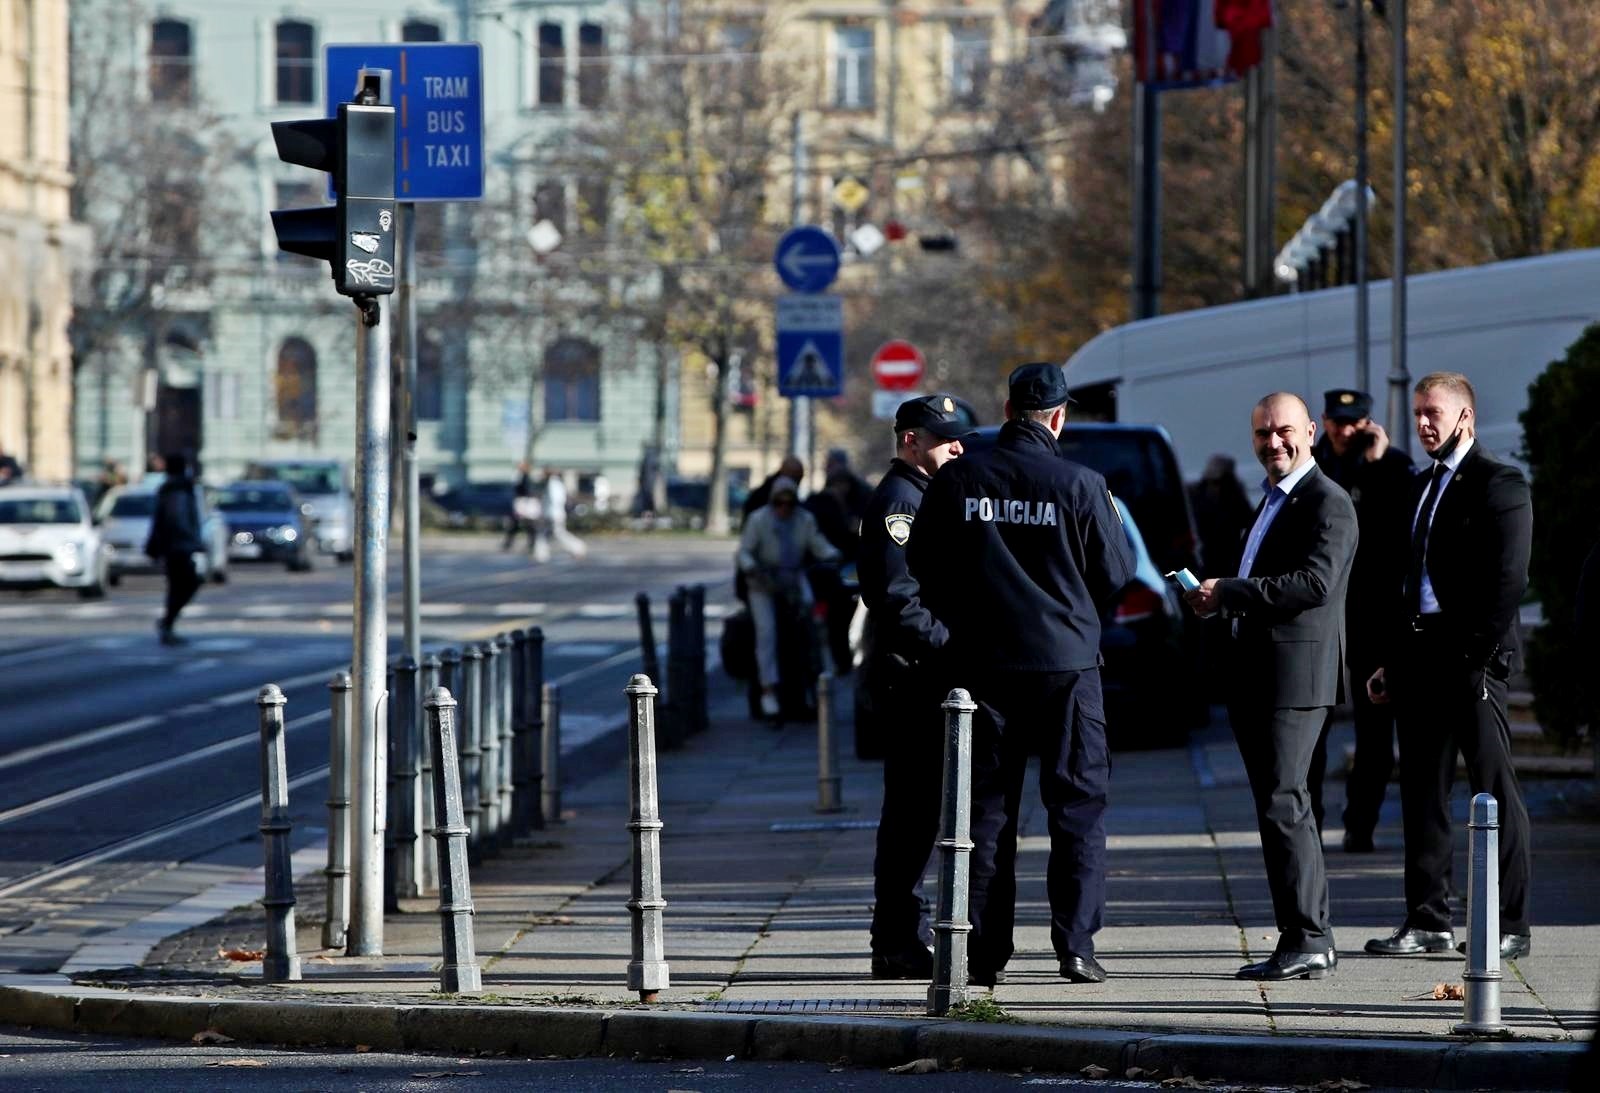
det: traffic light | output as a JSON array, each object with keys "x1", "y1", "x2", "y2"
[{"x1": 271, "y1": 72, "x2": 396, "y2": 297}]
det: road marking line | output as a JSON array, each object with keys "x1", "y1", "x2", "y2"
[{"x1": 0, "y1": 715, "x2": 162, "y2": 774}]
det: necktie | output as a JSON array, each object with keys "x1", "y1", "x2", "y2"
[{"x1": 1406, "y1": 463, "x2": 1447, "y2": 615}]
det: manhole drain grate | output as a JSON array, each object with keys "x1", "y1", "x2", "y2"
[{"x1": 699, "y1": 999, "x2": 923, "y2": 1014}]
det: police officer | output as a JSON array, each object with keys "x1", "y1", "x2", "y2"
[
  {"x1": 908, "y1": 364, "x2": 1134, "y2": 985},
  {"x1": 859, "y1": 395, "x2": 971, "y2": 978},
  {"x1": 1311, "y1": 388, "x2": 1414, "y2": 852}
]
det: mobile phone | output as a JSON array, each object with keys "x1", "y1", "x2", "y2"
[{"x1": 1165, "y1": 568, "x2": 1200, "y2": 593}]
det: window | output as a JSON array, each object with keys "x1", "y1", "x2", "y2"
[
  {"x1": 833, "y1": 26, "x2": 874, "y2": 109},
  {"x1": 275, "y1": 338, "x2": 318, "y2": 439},
  {"x1": 577, "y1": 176, "x2": 609, "y2": 235},
  {"x1": 150, "y1": 19, "x2": 193, "y2": 104},
  {"x1": 543, "y1": 338, "x2": 600, "y2": 423},
  {"x1": 205, "y1": 371, "x2": 240, "y2": 421},
  {"x1": 276, "y1": 20, "x2": 316, "y2": 104},
  {"x1": 538, "y1": 23, "x2": 565, "y2": 106},
  {"x1": 577, "y1": 23, "x2": 606, "y2": 108},
  {"x1": 415, "y1": 329, "x2": 443, "y2": 421},
  {"x1": 401, "y1": 19, "x2": 442, "y2": 43},
  {"x1": 949, "y1": 24, "x2": 990, "y2": 107},
  {"x1": 534, "y1": 179, "x2": 567, "y2": 234},
  {"x1": 152, "y1": 180, "x2": 202, "y2": 260}
]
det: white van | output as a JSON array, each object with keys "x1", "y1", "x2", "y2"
[{"x1": 1062, "y1": 249, "x2": 1600, "y2": 478}]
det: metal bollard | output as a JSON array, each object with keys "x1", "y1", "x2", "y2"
[
  {"x1": 390, "y1": 654, "x2": 421, "y2": 901},
  {"x1": 687, "y1": 584, "x2": 708, "y2": 735},
  {"x1": 541, "y1": 682, "x2": 562, "y2": 825},
  {"x1": 624, "y1": 674, "x2": 670, "y2": 1002},
  {"x1": 478, "y1": 637, "x2": 504, "y2": 850},
  {"x1": 636, "y1": 592, "x2": 660, "y2": 687},
  {"x1": 459, "y1": 644, "x2": 484, "y2": 859},
  {"x1": 928, "y1": 688, "x2": 977, "y2": 1016},
  {"x1": 1455, "y1": 792, "x2": 1509, "y2": 1035},
  {"x1": 518, "y1": 628, "x2": 546, "y2": 834},
  {"x1": 815, "y1": 671, "x2": 843, "y2": 812},
  {"x1": 418, "y1": 653, "x2": 442, "y2": 894},
  {"x1": 424, "y1": 687, "x2": 482, "y2": 994},
  {"x1": 497, "y1": 632, "x2": 515, "y2": 843},
  {"x1": 257, "y1": 685, "x2": 301, "y2": 982},
  {"x1": 323, "y1": 671, "x2": 352, "y2": 950},
  {"x1": 663, "y1": 587, "x2": 688, "y2": 747},
  {"x1": 507, "y1": 629, "x2": 528, "y2": 837}
]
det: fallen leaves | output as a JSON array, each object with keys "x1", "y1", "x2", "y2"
[
  {"x1": 1403, "y1": 982, "x2": 1465, "y2": 1001},
  {"x1": 191, "y1": 1029, "x2": 234, "y2": 1045},
  {"x1": 216, "y1": 947, "x2": 265, "y2": 962},
  {"x1": 888, "y1": 1058, "x2": 940, "y2": 1074},
  {"x1": 532, "y1": 915, "x2": 577, "y2": 926},
  {"x1": 1161, "y1": 1077, "x2": 1205, "y2": 1089},
  {"x1": 1080, "y1": 1063, "x2": 1112, "y2": 1079}
]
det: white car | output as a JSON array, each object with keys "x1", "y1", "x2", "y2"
[
  {"x1": 0, "y1": 486, "x2": 110, "y2": 598},
  {"x1": 97, "y1": 483, "x2": 231, "y2": 585}
]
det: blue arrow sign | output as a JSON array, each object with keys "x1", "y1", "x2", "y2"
[
  {"x1": 777, "y1": 294, "x2": 843, "y2": 398},
  {"x1": 774, "y1": 226, "x2": 841, "y2": 293},
  {"x1": 326, "y1": 42, "x2": 484, "y2": 202}
]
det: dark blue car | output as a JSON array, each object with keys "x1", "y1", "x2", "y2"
[{"x1": 216, "y1": 481, "x2": 316, "y2": 572}]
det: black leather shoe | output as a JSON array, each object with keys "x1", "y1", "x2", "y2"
[
  {"x1": 870, "y1": 946, "x2": 933, "y2": 980},
  {"x1": 968, "y1": 964, "x2": 1007, "y2": 988},
  {"x1": 1342, "y1": 831, "x2": 1375, "y2": 853},
  {"x1": 1455, "y1": 933, "x2": 1532, "y2": 960},
  {"x1": 1237, "y1": 949, "x2": 1335, "y2": 981},
  {"x1": 1060, "y1": 954, "x2": 1107, "y2": 983},
  {"x1": 1365, "y1": 925, "x2": 1457, "y2": 956}
]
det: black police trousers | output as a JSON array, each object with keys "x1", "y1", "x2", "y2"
[
  {"x1": 867, "y1": 680, "x2": 943, "y2": 956},
  {"x1": 966, "y1": 668, "x2": 1109, "y2": 972}
]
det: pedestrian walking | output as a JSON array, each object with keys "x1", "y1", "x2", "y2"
[
  {"x1": 1365, "y1": 372, "x2": 1534, "y2": 962},
  {"x1": 535, "y1": 468, "x2": 587, "y2": 562},
  {"x1": 908, "y1": 363, "x2": 1134, "y2": 986},
  {"x1": 144, "y1": 452, "x2": 206, "y2": 646},
  {"x1": 736, "y1": 476, "x2": 840, "y2": 719},
  {"x1": 504, "y1": 462, "x2": 540, "y2": 551},
  {"x1": 1183, "y1": 393, "x2": 1357, "y2": 981},
  {"x1": 858, "y1": 395, "x2": 969, "y2": 979},
  {"x1": 1311, "y1": 388, "x2": 1414, "y2": 851}
]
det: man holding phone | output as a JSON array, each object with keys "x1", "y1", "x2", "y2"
[
  {"x1": 1312, "y1": 389, "x2": 1415, "y2": 851},
  {"x1": 1183, "y1": 393, "x2": 1357, "y2": 980}
]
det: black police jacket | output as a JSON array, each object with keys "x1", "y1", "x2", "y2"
[
  {"x1": 1312, "y1": 434, "x2": 1413, "y2": 632},
  {"x1": 858, "y1": 459, "x2": 947, "y2": 668},
  {"x1": 908, "y1": 419, "x2": 1135, "y2": 673}
]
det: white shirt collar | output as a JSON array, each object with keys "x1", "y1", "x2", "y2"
[
  {"x1": 1433, "y1": 435, "x2": 1474, "y2": 473},
  {"x1": 1261, "y1": 455, "x2": 1317, "y2": 499}
]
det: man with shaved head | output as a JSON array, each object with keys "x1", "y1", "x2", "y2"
[{"x1": 1184, "y1": 393, "x2": 1357, "y2": 981}]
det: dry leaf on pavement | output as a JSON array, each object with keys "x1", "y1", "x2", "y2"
[
  {"x1": 216, "y1": 947, "x2": 265, "y2": 962},
  {"x1": 1126, "y1": 1067, "x2": 1160, "y2": 1079},
  {"x1": 1080, "y1": 1063, "x2": 1112, "y2": 1079},
  {"x1": 191, "y1": 1030, "x2": 234, "y2": 1045},
  {"x1": 888, "y1": 1058, "x2": 940, "y2": 1074},
  {"x1": 1161, "y1": 1078, "x2": 1205, "y2": 1089},
  {"x1": 1433, "y1": 983, "x2": 1464, "y2": 1000}
]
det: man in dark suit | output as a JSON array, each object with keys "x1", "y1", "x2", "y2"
[
  {"x1": 1185, "y1": 393, "x2": 1357, "y2": 981},
  {"x1": 1365, "y1": 372, "x2": 1534, "y2": 961}
]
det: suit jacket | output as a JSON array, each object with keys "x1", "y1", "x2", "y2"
[
  {"x1": 1214, "y1": 464, "x2": 1358, "y2": 709},
  {"x1": 1406, "y1": 442, "x2": 1532, "y2": 672}
]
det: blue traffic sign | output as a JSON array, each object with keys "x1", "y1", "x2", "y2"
[
  {"x1": 326, "y1": 42, "x2": 483, "y2": 202},
  {"x1": 774, "y1": 226, "x2": 841, "y2": 293},
  {"x1": 777, "y1": 294, "x2": 844, "y2": 398}
]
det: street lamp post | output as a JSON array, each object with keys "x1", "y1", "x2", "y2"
[
  {"x1": 1387, "y1": 0, "x2": 1411, "y2": 455},
  {"x1": 1352, "y1": 0, "x2": 1372, "y2": 393}
]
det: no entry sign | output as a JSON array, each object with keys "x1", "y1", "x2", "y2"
[{"x1": 870, "y1": 340, "x2": 925, "y2": 391}]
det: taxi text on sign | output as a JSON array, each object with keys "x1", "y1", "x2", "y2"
[
  {"x1": 326, "y1": 43, "x2": 484, "y2": 201},
  {"x1": 776, "y1": 294, "x2": 844, "y2": 398}
]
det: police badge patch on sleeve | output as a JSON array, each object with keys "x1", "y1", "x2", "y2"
[{"x1": 885, "y1": 513, "x2": 913, "y2": 546}]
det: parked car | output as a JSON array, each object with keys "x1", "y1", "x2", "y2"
[
  {"x1": 0, "y1": 486, "x2": 110, "y2": 598},
  {"x1": 97, "y1": 482, "x2": 231, "y2": 585},
  {"x1": 665, "y1": 475, "x2": 750, "y2": 516},
  {"x1": 427, "y1": 480, "x2": 518, "y2": 530},
  {"x1": 215, "y1": 481, "x2": 317, "y2": 571},
  {"x1": 244, "y1": 459, "x2": 354, "y2": 561}
]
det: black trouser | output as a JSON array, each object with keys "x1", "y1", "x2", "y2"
[
  {"x1": 966, "y1": 669, "x2": 1109, "y2": 970},
  {"x1": 868, "y1": 672, "x2": 943, "y2": 955},
  {"x1": 1392, "y1": 630, "x2": 1531, "y2": 935},
  {"x1": 1341, "y1": 638, "x2": 1396, "y2": 840},
  {"x1": 162, "y1": 552, "x2": 202, "y2": 628},
  {"x1": 1226, "y1": 698, "x2": 1334, "y2": 953}
]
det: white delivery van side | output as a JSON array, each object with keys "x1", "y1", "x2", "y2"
[{"x1": 1062, "y1": 249, "x2": 1600, "y2": 479}]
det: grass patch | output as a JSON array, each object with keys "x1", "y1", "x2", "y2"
[{"x1": 945, "y1": 996, "x2": 1018, "y2": 1024}]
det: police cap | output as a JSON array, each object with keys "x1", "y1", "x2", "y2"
[
  {"x1": 894, "y1": 394, "x2": 972, "y2": 440},
  {"x1": 1322, "y1": 388, "x2": 1373, "y2": 423},
  {"x1": 1007, "y1": 362, "x2": 1075, "y2": 411}
]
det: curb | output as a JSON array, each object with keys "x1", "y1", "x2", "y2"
[{"x1": 0, "y1": 980, "x2": 1582, "y2": 1090}]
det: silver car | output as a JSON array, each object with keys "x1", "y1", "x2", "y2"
[
  {"x1": 244, "y1": 459, "x2": 354, "y2": 561},
  {"x1": 97, "y1": 482, "x2": 231, "y2": 585},
  {"x1": 0, "y1": 486, "x2": 110, "y2": 598}
]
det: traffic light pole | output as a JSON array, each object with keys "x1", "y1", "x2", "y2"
[
  {"x1": 349, "y1": 292, "x2": 391, "y2": 955},
  {"x1": 397, "y1": 202, "x2": 424, "y2": 898}
]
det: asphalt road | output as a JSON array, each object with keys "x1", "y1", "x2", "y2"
[
  {"x1": 0, "y1": 1026, "x2": 1171, "y2": 1092},
  {"x1": 0, "y1": 533, "x2": 735, "y2": 974}
]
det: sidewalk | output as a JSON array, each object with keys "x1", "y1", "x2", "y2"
[{"x1": 2, "y1": 671, "x2": 1595, "y2": 1089}]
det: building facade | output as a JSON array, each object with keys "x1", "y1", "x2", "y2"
[
  {"x1": 1, "y1": 0, "x2": 83, "y2": 483},
  {"x1": 70, "y1": 0, "x2": 675, "y2": 504}
]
